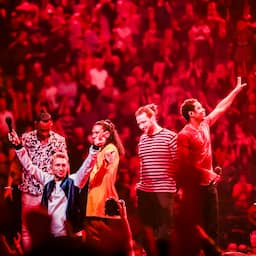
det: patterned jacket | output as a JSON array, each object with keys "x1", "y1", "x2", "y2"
[{"x1": 18, "y1": 130, "x2": 67, "y2": 195}]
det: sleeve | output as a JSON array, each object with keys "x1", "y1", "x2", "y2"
[
  {"x1": 60, "y1": 136, "x2": 68, "y2": 153},
  {"x1": 168, "y1": 132, "x2": 177, "y2": 175},
  {"x1": 176, "y1": 132, "x2": 191, "y2": 187},
  {"x1": 74, "y1": 146, "x2": 99, "y2": 188},
  {"x1": 177, "y1": 133, "x2": 190, "y2": 166},
  {"x1": 16, "y1": 147, "x2": 53, "y2": 185},
  {"x1": 177, "y1": 133, "x2": 202, "y2": 187},
  {"x1": 169, "y1": 132, "x2": 177, "y2": 158}
]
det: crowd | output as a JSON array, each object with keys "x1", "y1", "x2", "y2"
[{"x1": 1, "y1": 0, "x2": 256, "y2": 254}]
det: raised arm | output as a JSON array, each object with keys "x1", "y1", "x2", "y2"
[
  {"x1": 8, "y1": 130, "x2": 53, "y2": 185},
  {"x1": 118, "y1": 199, "x2": 135, "y2": 256},
  {"x1": 207, "y1": 76, "x2": 247, "y2": 126},
  {"x1": 74, "y1": 145, "x2": 99, "y2": 188},
  {"x1": 73, "y1": 131, "x2": 108, "y2": 189}
]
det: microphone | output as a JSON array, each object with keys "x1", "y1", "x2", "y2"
[
  {"x1": 5, "y1": 117, "x2": 12, "y2": 132},
  {"x1": 210, "y1": 166, "x2": 222, "y2": 186}
]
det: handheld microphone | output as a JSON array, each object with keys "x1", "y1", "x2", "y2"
[
  {"x1": 210, "y1": 166, "x2": 222, "y2": 186},
  {"x1": 5, "y1": 117, "x2": 12, "y2": 132}
]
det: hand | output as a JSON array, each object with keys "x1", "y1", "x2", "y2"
[
  {"x1": 236, "y1": 76, "x2": 247, "y2": 90},
  {"x1": 93, "y1": 132, "x2": 107, "y2": 147},
  {"x1": 13, "y1": 232, "x2": 23, "y2": 254},
  {"x1": 8, "y1": 130, "x2": 21, "y2": 146},
  {"x1": 177, "y1": 188, "x2": 183, "y2": 200},
  {"x1": 212, "y1": 174, "x2": 221, "y2": 185},
  {"x1": 208, "y1": 171, "x2": 221, "y2": 186},
  {"x1": 13, "y1": 232, "x2": 21, "y2": 247},
  {"x1": 117, "y1": 199, "x2": 127, "y2": 220},
  {"x1": 212, "y1": 166, "x2": 222, "y2": 185},
  {"x1": 3, "y1": 187, "x2": 13, "y2": 201}
]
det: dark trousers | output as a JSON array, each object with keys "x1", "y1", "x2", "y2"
[
  {"x1": 175, "y1": 183, "x2": 219, "y2": 256},
  {"x1": 199, "y1": 184, "x2": 219, "y2": 242},
  {"x1": 136, "y1": 190, "x2": 175, "y2": 255}
]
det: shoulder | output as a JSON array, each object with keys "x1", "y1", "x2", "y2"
[
  {"x1": 199, "y1": 120, "x2": 210, "y2": 132},
  {"x1": 139, "y1": 133, "x2": 147, "y2": 141},
  {"x1": 162, "y1": 128, "x2": 177, "y2": 138},
  {"x1": 103, "y1": 143, "x2": 118, "y2": 153},
  {"x1": 102, "y1": 143, "x2": 119, "y2": 164},
  {"x1": 177, "y1": 125, "x2": 192, "y2": 140},
  {"x1": 22, "y1": 130, "x2": 36, "y2": 142},
  {"x1": 50, "y1": 131, "x2": 66, "y2": 141},
  {"x1": 22, "y1": 130, "x2": 35, "y2": 138},
  {"x1": 202, "y1": 118, "x2": 210, "y2": 127},
  {"x1": 69, "y1": 173, "x2": 76, "y2": 180}
]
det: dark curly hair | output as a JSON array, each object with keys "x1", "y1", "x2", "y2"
[{"x1": 180, "y1": 98, "x2": 198, "y2": 121}]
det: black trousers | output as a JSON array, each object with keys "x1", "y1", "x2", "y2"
[
  {"x1": 136, "y1": 190, "x2": 175, "y2": 256},
  {"x1": 175, "y1": 183, "x2": 219, "y2": 256}
]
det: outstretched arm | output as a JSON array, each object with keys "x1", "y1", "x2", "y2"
[
  {"x1": 8, "y1": 130, "x2": 53, "y2": 185},
  {"x1": 74, "y1": 131, "x2": 107, "y2": 188},
  {"x1": 118, "y1": 200, "x2": 135, "y2": 256},
  {"x1": 74, "y1": 146, "x2": 99, "y2": 188},
  {"x1": 207, "y1": 76, "x2": 247, "y2": 126}
]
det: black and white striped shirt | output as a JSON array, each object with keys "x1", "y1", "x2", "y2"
[{"x1": 136, "y1": 128, "x2": 177, "y2": 193}]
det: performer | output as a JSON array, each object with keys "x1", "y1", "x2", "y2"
[
  {"x1": 135, "y1": 103, "x2": 177, "y2": 256},
  {"x1": 84, "y1": 119, "x2": 127, "y2": 254},
  {"x1": 176, "y1": 77, "x2": 246, "y2": 255}
]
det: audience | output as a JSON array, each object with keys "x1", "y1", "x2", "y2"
[{"x1": 0, "y1": 0, "x2": 256, "y2": 254}]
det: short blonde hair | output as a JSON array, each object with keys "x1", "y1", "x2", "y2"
[
  {"x1": 52, "y1": 152, "x2": 70, "y2": 174},
  {"x1": 52, "y1": 152, "x2": 69, "y2": 162}
]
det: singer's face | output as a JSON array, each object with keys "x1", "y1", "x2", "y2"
[
  {"x1": 190, "y1": 101, "x2": 206, "y2": 122},
  {"x1": 91, "y1": 124, "x2": 108, "y2": 145},
  {"x1": 36, "y1": 120, "x2": 52, "y2": 141},
  {"x1": 136, "y1": 112, "x2": 154, "y2": 135},
  {"x1": 52, "y1": 157, "x2": 69, "y2": 181}
]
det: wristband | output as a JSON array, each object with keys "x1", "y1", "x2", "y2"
[{"x1": 14, "y1": 144, "x2": 23, "y2": 150}]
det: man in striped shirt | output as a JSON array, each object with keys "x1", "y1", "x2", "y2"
[{"x1": 135, "y1": 103, "x2": 177, "y2": 256}]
